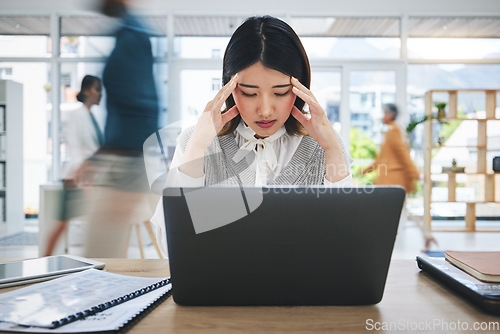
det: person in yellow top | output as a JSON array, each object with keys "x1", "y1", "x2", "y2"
[{"x1": 362, "y1": 103, "x2": 437, "y2": 252}]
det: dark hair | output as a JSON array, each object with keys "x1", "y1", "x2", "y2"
[
  {"x1": 219, "y1": 16, "x2": 311, "y2": 136},
  {"x1": 383, "y1": 103, "x2": 399, "y2": 120},
  {"x1": 101, "y1": 0, "x2": 127, "y2": 18},
  {"x1": 77, "y1": 75, "x2": 101, "y2": 103}
]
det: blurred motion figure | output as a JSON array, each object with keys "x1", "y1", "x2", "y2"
[
  {"x1": 362, "y1": 103, "x2": 437, "y2": 252},
  {"x1": 45, "y1": 75, "x2": 103, "y2": 256},
  {"x1": 82, "y1": 0, "x2": 160, "y2": 257}
]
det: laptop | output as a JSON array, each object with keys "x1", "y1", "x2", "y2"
[
  {"x1": 416, "y1": 256, "x2": 500, "y2": 315},
  {"x1": 163, "y1": 186, "x2": 405, "y2": 306}
]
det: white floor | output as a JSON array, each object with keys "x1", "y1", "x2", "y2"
[
  {"x1": 392, "y1": 220, "x2": 500, "y2": 259},
  {"x1": 0, "y1": 219, "x2": 165, "y2": 259},
  {"x1": 0, "y1": 218, "x2": 499, "y2": 260}
]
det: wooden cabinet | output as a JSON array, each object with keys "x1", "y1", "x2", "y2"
[
  {"x1": 0, "y1": 80, "x2": 24, "y2": 234},
  {"x1": 423, "y1": 89, "x2": 499, "y2": 232}
]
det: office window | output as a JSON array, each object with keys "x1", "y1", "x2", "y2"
[
  {"x1": 211, "y1": 49, "x2": 221, "y2": 59},
  {"x1": 292, "y1": 17, "x2": 400, "y2": 59},
  {"x1": 409, "y1": 17, "x2": 500, "y2": 38},
  {"x1": 0, "y1": 67, "x2": 12, "y2": 79},
  {"x1": 174, "y1": 16, "x2": 246, "y2": 58},
  {"x1": 153, "y1": 62, "x2": 169, "y2": 127},
  {"x1": 408, "y1": 65, "x2": 500, "y2": 125},
  {"x1": 408, "y1": 38, "x2": 500, "y2": 60},
  {"x1": 180, "y1": 69, "x2": 221, "y2": 126},
  {"x1": 349, "y1": 70, "x2": 396, "y2": 141},
  {"x1": 175, "y1": 37, "x2": 229, "y2": 58},
  {"x1": 311, "y1": 70, "x2": 341, "y2": 126},
  {"x1": 0, "y1": 16, "x2": 50, "y2": 57},
  {"x1": 211, "y1": 78, "x2": 221, "y2": 91},
  {"x1": 60, "y1": 16, "x2": 168, "y2": 58},
  {"x1": 408, "y1": 64, "x2": 500, "y2": 102},
  {"x1": 408, "y1": 17, "x2": 500, "y2": 60},
  {"x1": 302, "y1": 37, "x2": 401, "y2": 59},
  {"x1": 0, "y1": 62, "x2": 51, "y2": 211},
  {"x1": 407, "y1": 64, "x2": 500, "y2": 176}
]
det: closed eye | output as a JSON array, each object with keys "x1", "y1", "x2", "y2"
[
  {"x1": 241, "y1": 91, "x2": 256, "y2": 97},
  {"x1": 275, "y1": 90, "x2": 290, "y2": 97}
]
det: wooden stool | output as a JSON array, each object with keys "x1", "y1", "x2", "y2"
[{"x1": 126, "y1": 220, "x2": 163, "y2": 259}]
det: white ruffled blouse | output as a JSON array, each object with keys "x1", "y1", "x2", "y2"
[{"x1": 151, "y1": 121, "x2": 353, "y2": 257}]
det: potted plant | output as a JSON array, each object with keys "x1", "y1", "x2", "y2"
[
  {"x1": 406, "y1": 102, "x2": 447, "y2": 135},
  {"x1": 435, "y1": 102, "x2": 447, "y2": 119},
  {"x1": 406, "y1": 114, "x2": 447, "y2": 135}
]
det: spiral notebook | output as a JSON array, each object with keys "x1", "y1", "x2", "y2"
[{"x1": 0, "y1": 269, "x2": 171, "y2": 333}]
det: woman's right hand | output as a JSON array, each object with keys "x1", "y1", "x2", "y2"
[
  {"x1": 179, "y1": 74, "x2": 239, "y2": 178},
  {"x1": 187, "y1": 74, "x2": 240, "y2": 151}
]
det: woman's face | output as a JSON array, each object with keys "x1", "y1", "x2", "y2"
[
  {"x1": 382, "y1": 110, "x2": 394, "y2": 124},
  {"x1": 232, "y1": 62, "x2": 296, "y2": 138},
  {"x1": 84, "y1": 81, "x2": 103, "y2": 106}
]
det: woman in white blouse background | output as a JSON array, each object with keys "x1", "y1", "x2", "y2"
[
  {"x1": 45, "y1": 75, "x2": 103, "y2": 256},
  {"x1": 151, "y1": 16, "x2": 353, "y2": 256}
]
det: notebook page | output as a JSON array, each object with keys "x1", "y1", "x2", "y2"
[
  {"x1": 0, "y1": 269, "x2": 165, "y2": 328},
  {"x1": 0, "y1": 284, "x2": 171, "y2": 333}
]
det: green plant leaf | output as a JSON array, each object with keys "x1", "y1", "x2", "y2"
[{"x1": 434, "y1": 102, "x2": 447, "y2": 109}]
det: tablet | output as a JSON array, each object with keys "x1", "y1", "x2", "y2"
[{"x1": 0, "y1": 255, "x2": 105, "y2": 289}]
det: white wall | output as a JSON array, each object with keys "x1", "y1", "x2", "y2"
[{"x1": 1, "y1": 0, "x2": 499, "y2": 15}]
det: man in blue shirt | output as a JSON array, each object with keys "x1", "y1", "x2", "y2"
[{"x1": 82, "y1": 0, "x2": 161, "y2": 258}]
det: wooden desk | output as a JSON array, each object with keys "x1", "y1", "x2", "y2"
[{"x1": 1, "y1": 259, "x2": 499, "y2": 333}]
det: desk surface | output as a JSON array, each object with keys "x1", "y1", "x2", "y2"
[{"x1": 1, "y1": 259, "x2": 499, "y2": 333}]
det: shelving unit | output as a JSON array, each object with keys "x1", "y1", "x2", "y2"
[
  {"x1": 0, "y1": 80, "x2": 24, "y2": 235},
  {"x1": 423, "y1": 89, "x2": 499, "y2": 232}
]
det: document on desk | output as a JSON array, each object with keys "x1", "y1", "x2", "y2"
[
  {"x1": 0, "y1": 285, "x2": 170, "y2": 333},
  {"x1": 0, "y1": 269, "x2": 171, "y2": 331}
]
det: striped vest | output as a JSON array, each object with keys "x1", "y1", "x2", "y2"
[{"x1": 177, "y1": 126, "x2": 350, "y2": 186}]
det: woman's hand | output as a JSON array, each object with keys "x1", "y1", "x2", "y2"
[
  {"x1": 187, "y1": 74, "x2": 240, "y2": 151},
  {"x1": 360, "y1": 166, "x2": 374, "y2": 175},
  {"x1": 290, "y1": 77, "x2": 339, "y2": 151},
  {"x1": 290, "y1": 77, "x2": 349, "y2": 183},
  {"x1": 180, "y1": 74, "x2": 239, "y2": 178}
]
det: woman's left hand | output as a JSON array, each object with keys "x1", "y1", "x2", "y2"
[
  {"x1": 290, "y1": 77, "x2": 349, "y2": 183},
  {"x1": 290, "y1": 77, "x2": 337, "y2": 152}
]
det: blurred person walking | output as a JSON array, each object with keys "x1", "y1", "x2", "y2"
[
  {"x1": 361, "y1": 103, "x2": 437, "y2": 252},
  {"x1": 82, "y1": 0, "x2": 160, "y2": 257},
  {"x1": 44, "y1": 75, "x2": 103, "y2": 256}
]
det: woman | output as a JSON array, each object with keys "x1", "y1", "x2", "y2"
[
  {"x1": 361, "y1": 103, "x2": 437, "y2": 252},
  {"x1": 151, "y1": 16, "x2": 353, "y2": 256},
  {"x1": 45, "y1": 75, "x2": 102, "y2": 256}
]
